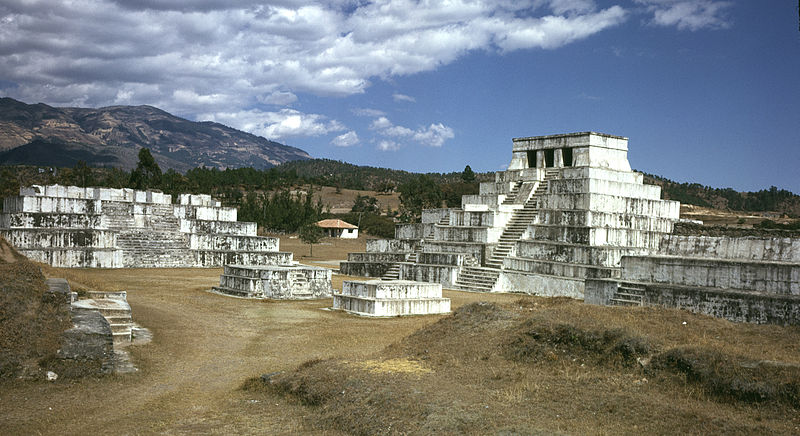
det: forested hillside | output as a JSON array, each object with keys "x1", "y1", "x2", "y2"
[
  {"x1": 1, "y1": 160, "x2": 798, "y2": 223},
  {"x1": 642, "y1": 173, "x2": 800, "y2": 217}
]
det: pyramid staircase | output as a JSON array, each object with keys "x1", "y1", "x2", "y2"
[
  {"x1": 453, "y1": 266, "x2": 502, "y2": 292},
  {"x1": 380, "y1": 248, "x2": 421, "y2": 280},
  {"x1": 109, "y1": 202, "x2": 194, "y2": 267},
  {"x1": 501, "y1": 181, "x2": 524, "y2": 205},
  {"x1": 454, "y1": 169, "x2": 559, "y2": 292}
]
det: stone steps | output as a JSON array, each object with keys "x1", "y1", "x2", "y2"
[
  {"x1": 610, "y1": 283, "x2": 646, "y2": 307},
  {"x1": 455, "y1": 266, "x2": 501, "y2": 292},
  {"x1": 382, "y1": 263, "x2": 401, "y2": 280},
  {"x1": 501, "y1": 181, "x2": 524, "y2": 205},
  {"x1": 212, "y1": 285, "x2": 252, "y2": 298}
]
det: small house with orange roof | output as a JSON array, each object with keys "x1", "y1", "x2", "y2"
[{"x1": 316, "y1": 219, "x2": 358, "y2": 239}]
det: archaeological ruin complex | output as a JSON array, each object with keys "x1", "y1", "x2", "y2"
[
  {"x1": 1, "y1": 131, "x2": 797, "y2": 324},
  {"x1": 341, "y1": 132, "x2": 800, "y2": 325}
]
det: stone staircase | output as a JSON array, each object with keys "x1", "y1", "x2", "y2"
[
  {"x1": 72, "y1": 291, "x2": 134, "y2": 344},
  {"x1": 485, "y1": 171, "x2": 558, "y2": 269},
  {"x1": 454, "y1": 169, "x2": 560, "y2": 291},
  {"x1": 610, "y1": 283, "x2": 646, "y2": 306},
  {"x1": 454, "y1": 266, "x2": 501, "y2": 292},
  {"x1": 117, "y1": 230, "x2": 193, "y2": 267},
  {"x1": 501, "y1": 181, "x2": 524, "y2": 205},
  {"x1": 381, "y1": 263, "x2": 401, "y2": 280},
  {"x1": 102, "y1": 201, "x2": 134, "y2": 229},
  {"x1": 485, "y1": 201, "x2": 539, "y2": 269}
]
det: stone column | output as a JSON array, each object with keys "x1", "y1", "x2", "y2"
[
  {"x1": 554, "y1": 148, "x2": 564, "y2": 167},
  {"x1": 536, "y1": 150, "x2": 546, "y2": 168}
]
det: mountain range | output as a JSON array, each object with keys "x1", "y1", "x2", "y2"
[{"x1": 0, "y1": 97, "x2": 310, "y2": 171}]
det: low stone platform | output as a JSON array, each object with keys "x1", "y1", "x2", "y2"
[
  {"x1": 332, "y1": 279, "x2": 451, "y2": 317},
  {"x1": 213, "y1": 264, "x2": 332, "y2": 299},
  {"x1": 71, "y1": 293, "x2": 134, "y2": 344}
]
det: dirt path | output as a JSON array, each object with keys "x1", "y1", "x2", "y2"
[{"x1": 0, "y1": 268, "x2": 521, "y2": 435}]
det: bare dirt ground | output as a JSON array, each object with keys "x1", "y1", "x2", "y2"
[
  {"x1": 3, "y1": 233, "x2": 800, "y2": 434},
  {"x1": 0, "y1": 267, "x2": 522, "y2": 435},
  {"x1": 304, "y1": 185, "x2": 400, "y2": 214}
]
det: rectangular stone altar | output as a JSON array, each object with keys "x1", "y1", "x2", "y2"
[
  {"x1": 332, "y1": 279, "x2": 451, "y2": 317},
  {"x1": 213, "y1": 264, "x2": 332, "y2": 299}
]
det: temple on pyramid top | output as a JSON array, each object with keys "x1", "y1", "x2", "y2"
[{"x1": 508, "y1": 132, "x2": 631, "y2": 171}]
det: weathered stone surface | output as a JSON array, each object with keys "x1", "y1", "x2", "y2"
[
  {"x1": 214, "y1": 264, "x2": 331, "y2": 299},
  {"x1": 332, "y1": 280, "x2": 450, "y2": 317},
  {"x1": 57, "y1": 310, "x2": 114, "y2": 374},
  {"x1": 1, "y1": 184, "x2": 288, "y2": 268}
]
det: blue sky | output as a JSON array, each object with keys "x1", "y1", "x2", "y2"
[{"x1": 1, "y1": 1, "x2": 798, "y2": 192}]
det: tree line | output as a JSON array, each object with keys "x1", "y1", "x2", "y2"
[{"x1": 642, "y1": 173, "x2": 800, "y2": 217}]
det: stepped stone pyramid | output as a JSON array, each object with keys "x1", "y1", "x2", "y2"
[
  {"x1": 333, "y1": 279, "x2": 450, "y2": 317},
  {"x1": 0, "y1": 184, "x2": 291, "y2": 268},
  {"x1": 341, "y1": 132, "x2": 681, "y2": 298}
]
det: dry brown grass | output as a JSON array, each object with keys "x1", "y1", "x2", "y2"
[
  {"x1": 0, "y1": 259, "x2": 71, "y2": 379},
  {"x1": 0, "y1": 267, "x2": 523, "y2": 435},
  {"x1": 264, "y1": 299, "x2": 800, "y2": 435},
  {"x1": 310, "y1": 186, "x2": 400, "y2": 214},
  {"x1": 266, "y1": 232, "x2": 368, "y2": 263},
  {"x1": 3, "y1": 232, "x2": 799, "y2": 434}
]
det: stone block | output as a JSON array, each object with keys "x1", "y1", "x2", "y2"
[
  {"x1": 366, "y1": 239, "x2": 419, "y2": 253},
  {"x1": 400, "y1": 263, "x2": 460, "y2": 286},
  {"x1": 214, "y1": 264, "x2": 331, "y2": 299},
  {"x1": 621, "y1": 255, "x2": 800, "y2": 295},
  {"x1": 495, "y1": 270, "x2": 585, "y2": 298},
  {"x1": 658, "y1": 235, "x2": 800, "y2": 262},
  {"x1": 333, "y1": 279, "x2": 450, "y2": 317}
]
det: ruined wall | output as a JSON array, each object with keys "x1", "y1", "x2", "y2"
[{"x1": 0, "y1": 185, "x2": 289, "y2": 268}]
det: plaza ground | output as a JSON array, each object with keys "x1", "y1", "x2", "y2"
[{"x1": 1, "y1": 235, "x2": 799, "y2": 434}]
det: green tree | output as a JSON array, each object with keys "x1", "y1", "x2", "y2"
[
  {"x1": 0, "y1": 167, "x2": 20, "y2": 211},
  {"x1": 399, "y1": 174, "x2": 443, "y2": 222},
  {"x1": 461, "y1": 165, "x2": 476, "y2": 183},
  {"x1": 129, "y1": 148, "x2": 162, "y2": 190},
  {"x1": 299, "y1": 223, "x2": 324, "y2": 257},
  {"x1": 352, "y1": 195, "x2": 380, "y2": 214},
  {"x1": 73, "y1": 160, "x2": 92, "y2": 187}
]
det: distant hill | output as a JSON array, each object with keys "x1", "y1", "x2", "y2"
[
  {"x1": 0, "y1": 97, "x2": 310, "y2": 171},
  {"x1": 273, "y1": 159, "x2": 492, "y2": 191},
  {"x1": 641, "y1": 173, "x2": 800, "y2": 217}
]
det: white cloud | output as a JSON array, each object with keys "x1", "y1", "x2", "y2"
[
  {"x1": 369, "y1": 115, "x2": 454, "y2": 147},
  {"x1": 200, "y1": 108, "x2": 345, "y2": 140},
  {"x1": 0, "y1": 0, "x2": 631, "y2": 122},
  {"x1": 377, "y1": 140, "x2": 401, "y2": 151},
  {"x1": 392, "y1": 93, "x2": 416, "y2": 103},
  {"x1": 635, "y1": 0, "x2": 732, "y2": 31},
  {"x1": 331, "y1": 130, "x2": 359, "y2": 147},
  {"x1": 412, "y1": 123, "x2": 455, "y2": 147},
  {"x1": 352, "y1": 107, "x2": 386, "y2": 117},
  {"x1": 258, "y1": 90, "x2": 298, "y2": 105},
  {"x1": 369, "y1": 116, "x2": 393, "y2": 130}
]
